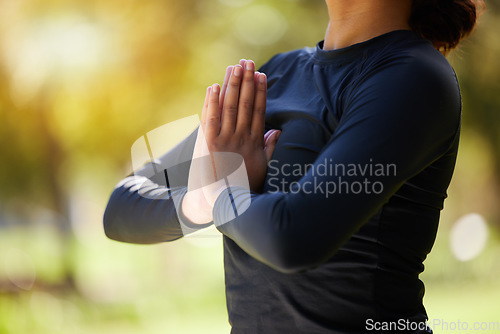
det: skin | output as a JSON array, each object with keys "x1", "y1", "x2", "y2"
[
  {"x1": 181, "y1": 0, "x2": 413, "y2": 225},
  {"x1": 323, "y1": 0, "x2": 412, "y2": 50}
]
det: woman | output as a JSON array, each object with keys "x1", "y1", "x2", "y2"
[{"x1": 104, "y1": 0, "x2": 482, "y2": 333}]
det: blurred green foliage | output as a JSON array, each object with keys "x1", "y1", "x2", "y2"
[{"x1": 0, "y1": 0, "x2": 499, "y2": 333}]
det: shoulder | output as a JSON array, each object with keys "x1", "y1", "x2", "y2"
[
  {"x1": 361, "y1": 35, "x2": 460, "y2": 96},
  {"x1": 338, "y1": 35, "x2": 462, "y2": 144},
  {"x1": 350, "y1": 36, "x2": 461, "y2": 120}
]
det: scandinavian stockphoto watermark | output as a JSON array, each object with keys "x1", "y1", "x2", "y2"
[
  {"x1": 130, "y1": 115, "x2": 397, "y2": 237},
  {"x1": 267, "y1": 158, "x2": 397, "y2": 197},
  {"x1": 365, "y1": 318, "x2": 500, "y2": 332}
]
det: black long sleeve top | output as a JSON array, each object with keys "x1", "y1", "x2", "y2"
[{"x1": 104, "y1": 30, "x2": 461, "y2": 333}]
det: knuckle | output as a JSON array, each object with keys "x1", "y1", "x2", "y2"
[
  {"x1": 244, "y1": 73, "x2": 254, "y2": 82},
  {"x1": 237, "y1": 130, "x2": 249, "y2": 139},
  {"x1": 225, "y1": 105, "x2": 238, "y2": 114},
  {"x1": 206, "y1": 116, "x2": 219, "y2": 124},
  {"x1": 229, "y1": 80, "x2": 240, "y2": 88},
  {"x1": 239, "y1": 137, "x2": 247, "y2": 147},
  {"x1": 241, "y1": 100, "x2": 253, "y2": 110},
  {"x1": 254, "y1": 106, "x2": 266, "y2": 114}
]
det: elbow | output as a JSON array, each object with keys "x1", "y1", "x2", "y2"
[
  {"x1": 102, "y1": 200, "x2": 136, "y2": 243},
  {"x1": 103, "y1": 202, "x2": 182, "y2": 244},
  {"x1": 102, "y1": 206, "x2": 127, "y2": 243},
  {"x1": 102, "y1": 179, "x2": 143, "y2": 243},
  {"x1": 103, "y1": 205, "x2": 181, "y2": 244},
  {"x1": 102, "y1": 185, "x2": 183, "y2": 244}
]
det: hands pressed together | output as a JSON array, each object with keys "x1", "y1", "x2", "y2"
[{"x1": 181, "y1": 60, "x2": 281, "y2": 225}]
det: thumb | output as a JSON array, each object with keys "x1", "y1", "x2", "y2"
[{"x1": 264, "y1": 130, "x2": 281, "y2": 163}]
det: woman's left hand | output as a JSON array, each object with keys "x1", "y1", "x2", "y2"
[{"x1": 200, "y1": 60, "x2": 280, "y2": 205}]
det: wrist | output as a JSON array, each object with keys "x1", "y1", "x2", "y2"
[{"x1": 181, "y1": 189, "x2": 213, "y2": 225}]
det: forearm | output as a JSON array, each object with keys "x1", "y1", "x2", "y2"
[{"x1": 213, "y1": 184, "x2": 387, "y2": 274}]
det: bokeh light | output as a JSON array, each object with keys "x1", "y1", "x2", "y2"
[{"x1": 450, "y1": 213, "x2": 489, "y2": 262}]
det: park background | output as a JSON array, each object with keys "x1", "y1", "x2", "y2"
[{"x1": 0, "y1": 0, "x2": 499, "y2": 333}]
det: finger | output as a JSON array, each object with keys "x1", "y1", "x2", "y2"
[
  {"x1": 235, "y1": 60, "x2": 256, "y2": 134},
  {"x1": 264, "y1": 128, "x2": 276, "y2": 143},
  {"x1": 264, "y1": 130, "x2": 281, "y2": 163},
  {"x1": 239, "y1": 59, "x2": 246, "y2": 68},
  {"x1": 220, "y1": 65, "x2": 243, "y2": 136},
  {"x1": 201, "y1": 86, "x2": 211, "y2": 132},
  {"x1": 251, "y1": 72, "x2": 267, "y2": 141},
  {"x1": 205, "y1": 84, "x2": 221, "y2": 141},
  {"x1": 219, "y1": 66, "x2": 234, "y2": 112},
  {"x1": 254, "y1": 71, "x2": 262, "y2": 107}
]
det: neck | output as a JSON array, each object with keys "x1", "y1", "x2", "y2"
[{"x1": 323, "y1": 0, "x2": 412, "y2": 50}]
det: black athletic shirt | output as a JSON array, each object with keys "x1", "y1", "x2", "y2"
[{"x1": 104, "y1": 30, "x2": 461, "y2": 333}]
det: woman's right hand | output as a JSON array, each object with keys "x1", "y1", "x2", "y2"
[{"x1": 181, "y1": 64, "x2": 240, "y2": 225}]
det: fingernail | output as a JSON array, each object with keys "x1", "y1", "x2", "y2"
[
  {"x1": 212, "y1": 84, "x2": 220, "y2": 94},
  {"x1": 246, "y1": 61, "x2": 254, "y2": 71},
  {"x1": 234, "y1": 66, "x2": 243, "y2": 77},
  {"x1": 259, "y1": 73, "x2": 266, "y2": 84}
]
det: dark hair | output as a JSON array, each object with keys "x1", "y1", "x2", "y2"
[{"x1": 410, "y1": 0, "x2": 484, "y2": 52}]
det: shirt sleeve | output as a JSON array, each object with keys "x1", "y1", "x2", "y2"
[
  {"x1": 103, "y1": 127, "x2": 212, "y2": 244},
  {"x1": 213, "y1": 56, "x2": 461, "y2": 273}
]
